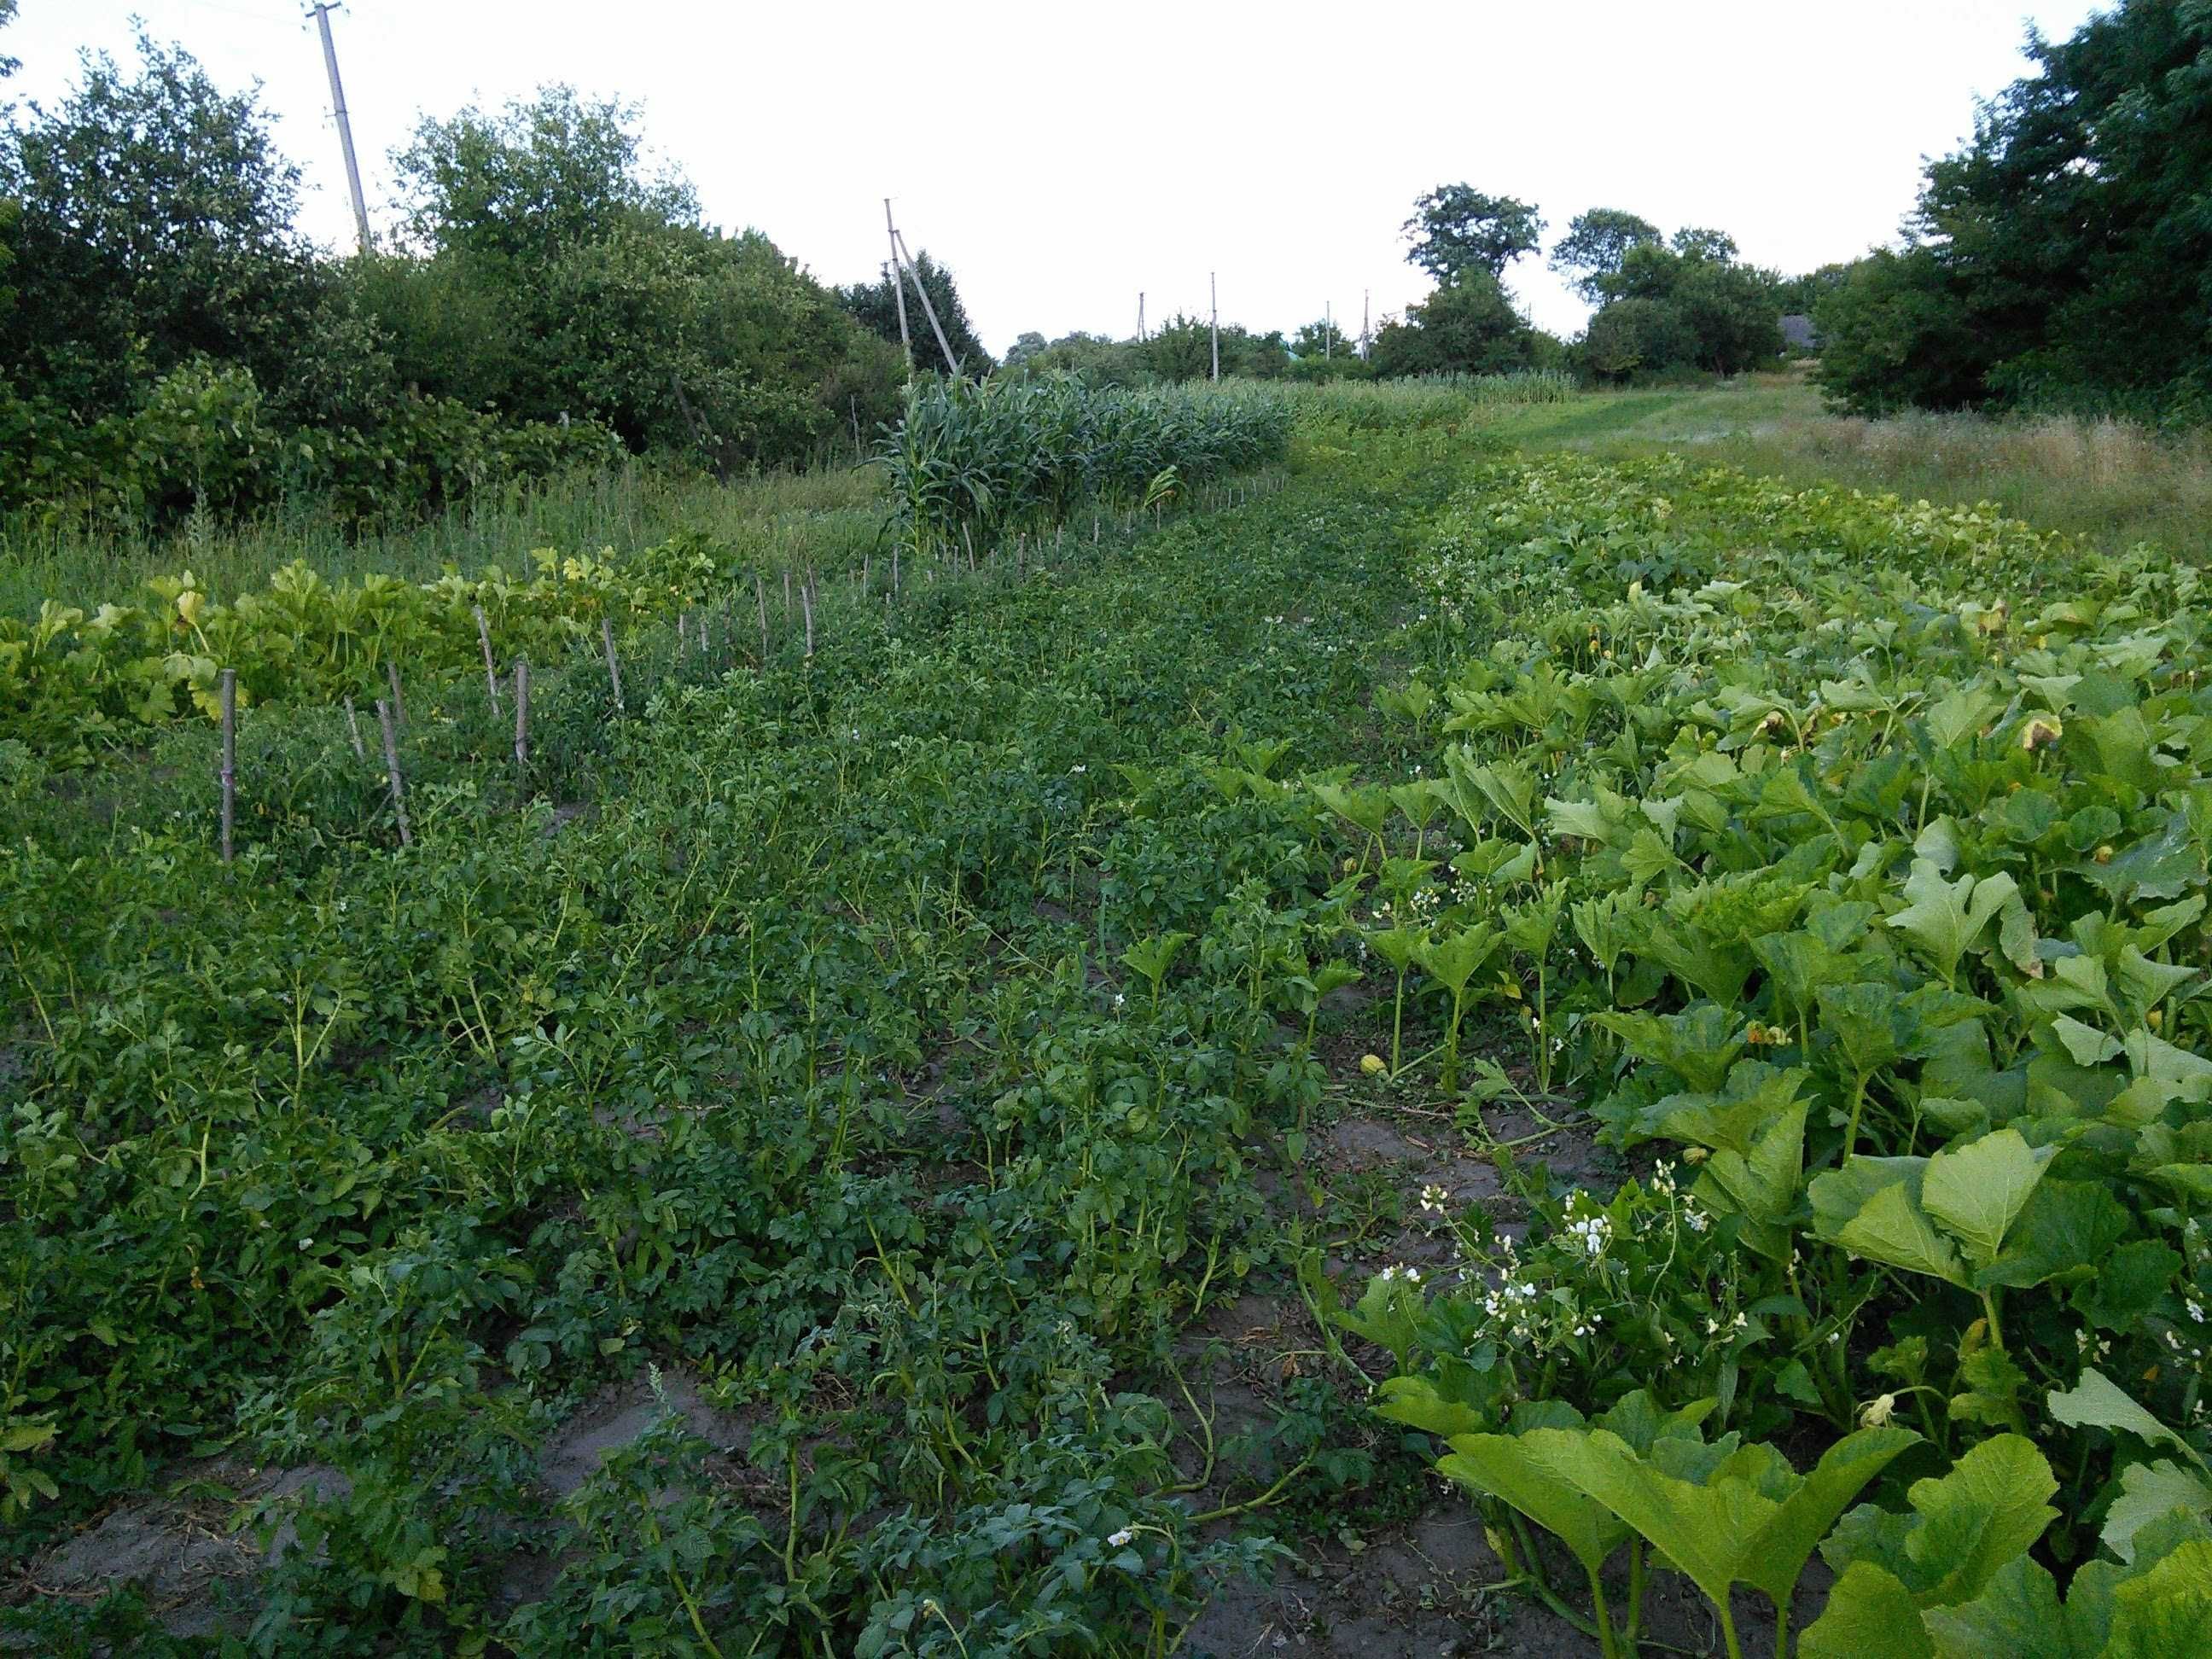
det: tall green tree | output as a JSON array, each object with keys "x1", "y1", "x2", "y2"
[
  {"x1": 1550, "y1": 208, "x2": 1662, "y2": 302},
  {"x1": 1668, "y1": 226, "x2": 1739, "y2": 264},
  {"x1": 1819, "y1": 0, "x2": 2212, "y2": 419},
  {"x1": 376, "y1": 84, "x2": 897, "y2": 467},
  {"x1": 0, "y1": 32, "x2": 371, "y2": 422},
  {"x1": 838, "y1": 250, "x2": 994, "y2": 374},
  {"x1": 1580, "y1": 231, "x2": 1782, "y2": 378},
  {"x1": 1370, "y1": 271, "x2": 1539, "y2": 376},
  {"x1": 1402, "y1": 184, "x2": 1544, "y2": 282},
  {"x1": 394, "y1": 85, "x2": 699, "y2": 268}
]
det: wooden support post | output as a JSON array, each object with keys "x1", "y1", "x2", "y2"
[
  {"x1": 218, "y1": 668, "x2": 236, "y2": 864},
  {"x1": 474, "y1": 605, "x2": 500, "y2": 713},
  {"x1": 755, "y1": 569, "x2": 769, "y2": 661},
  {"x1": 512, "y1": 660, "x2": 530, "y2": 778},
  {"x1": 386, "y1": 660, "x2": 405, "y2": 729},
  {"x1": 375, "y1": 698, "x2": 410, "y2": 846},
  {"x1": 800, "y1": 572, "x2": 815, "y2": 659},
  {"x1": 342, "y1": 694, "x2": 367, "y2": 761},
  {"x1": 601, "y1": 615, "x2": 625, "y2": 713}
]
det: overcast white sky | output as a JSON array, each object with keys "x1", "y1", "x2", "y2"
[{"x1": 6, "y1": 1, "x2": 2104, "y2": 353}]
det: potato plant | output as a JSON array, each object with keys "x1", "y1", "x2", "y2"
[{"x1": 1, "y1": 414, "x2": 1406, "y2": 1654}]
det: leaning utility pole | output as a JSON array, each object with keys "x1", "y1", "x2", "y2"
[
  {"x1": 894, "y1": 229, "x2": 961, "y2": 376},
  {"x1": 306, "y1": 4, "x2": 372, "y2": 254},
  {"x1": 883, "y1": 201, "x2": 913, "y2": 375},
  {"x1": 1209, "y1": 271, "x2": 1220, "y2": 382},
  {"x1": 1138, "y1": 292, "x2": 1144, "y2": 341}
]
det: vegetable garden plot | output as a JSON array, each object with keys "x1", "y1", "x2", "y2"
[
  {"x1": 1328, "y1": 453, "x2": 2212, "y2": 1656},
  {"x1": 0, "y1": 434, "x2": 1420, "y2": 1654},
  {"x1": 11, "y1": 429, "x2": 2212, "y2": 1655}
]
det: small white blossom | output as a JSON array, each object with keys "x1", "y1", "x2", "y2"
[{"x1": 1107, "y1": 1528, "x2": 1134, "y2": 1548}]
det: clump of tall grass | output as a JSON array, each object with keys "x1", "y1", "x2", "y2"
[
  {"x1": 1290, "y1": 371, "x2": 1576, "y2": 433},
  {"x1": 1416, "y1": 370, "x2": 1577, "y2": 405},
  {"x1": 1609, "y1": 382, "x2": 2212, "y2": 559}
]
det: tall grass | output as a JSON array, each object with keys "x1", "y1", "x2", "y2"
[
  {"x1": 1545, "y1": 372, "x2": 2212, "y2": 560},
  {"x1": 0, "y1": 461, "x2": 887, "y2": 620},
  {"x1": 1289, "y1": 371, "x2": 1576, "y2": 432}
]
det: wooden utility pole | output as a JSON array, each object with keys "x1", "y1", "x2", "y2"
[
  {"x1": 1210, "y1": 272, "x2": 1220, "y2": 382},
  {"x1": 895, "y1": 229, "x2": 961, "y2": 375},
  {"x1": 1325, "y1": 300, "x2": 1334, "y2": 359},
  {"x1": 1362, "y1": 289, "x2": 1371, "y2": 359},
  {"x1": 884, "y1": 201, "x2": 913, "y2": 374},
  {"x1": 1138, "y1": 292, "x2": 1145, "y2": 341},
  {"x1": 306, "y1": 5, "x2": 373, "y2": 254}
]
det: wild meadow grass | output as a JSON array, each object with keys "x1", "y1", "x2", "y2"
[{"x1": 1524, "y1": 369, "x2": 2212, "y2": 560}]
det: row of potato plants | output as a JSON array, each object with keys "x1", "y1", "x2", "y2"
[
  {"x1": 1326, "y1": 455, "x2": 2212, "y2": 1655},
  {"x1": 0, "y1": 439, "x2": 1424, "y2": 1652}
]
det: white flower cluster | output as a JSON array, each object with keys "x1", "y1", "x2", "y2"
[
  {"x1": 1565, "y1": 1213, "x2": 1613, "y2": 1258},
  {"x1": 1481, "y1": 1279, "x2": 1536, "y2": 1321},
  {"x1": 1419, "y1": 1184, "x2": 1450, "y2": 1215},
  {"x1": 1377, "y1": 1263, "x2": 1423, "y2": 1286}
]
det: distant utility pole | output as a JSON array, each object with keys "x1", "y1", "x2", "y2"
[
  {"x1": 1138, "y1": 292, "x2": 1145, "y2": 341},
  {"x1": 1210, "y1": 271, "x2": 1220, "y2": 382},
  {"x1": 1362, "y1": 289, "x2": 1371, "y2": 359},
  {"x1": 305, "y1": 4, "x2": 372, "y2": 254},
  {"x1": 1325, "y1": 300, "x2": 1333, "y2": 359},
  {"x1": 883, "y1": 201, "x2": 913, "y2": 375}
]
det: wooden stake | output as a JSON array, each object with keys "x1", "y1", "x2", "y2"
[
  {"x1": 513, "y1": 660, "x2": 530, "y2": 777},
  {"x1": 755, "y1": 569, "x2": 769, "y2": 661},
  {"x1": 375, "y1": 698, "x2": 410, "y2": 846},
  {"x1": 601, "y1": 615, "x2": 625, "y2": 713},
  {"x1": 800, "y1": 572, "x2": 815, "y2": 659},
  {"x1": 386, "y1": 660, "x2": 405, "y2": 729},
  {"x1": 342, "y1": 694, "x2": 367, "y2": 761},
  {"x1": 474, "y1": 605, "x2": 501, "y2": 713},
  {"x1": 218, "y1": 668, "x2": 236, "y2": 864}
]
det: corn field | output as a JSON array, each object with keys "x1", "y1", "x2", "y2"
[{"x1": 876, "y1": 375, "x2": 1293, "y2": 561}]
